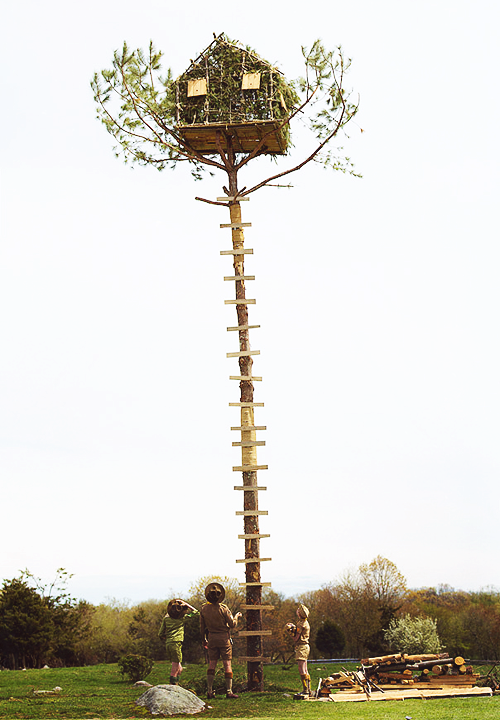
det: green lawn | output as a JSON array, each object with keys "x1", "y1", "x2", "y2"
[{"x1": 0, "y1": 661, "x2": 497, "y2": 719}]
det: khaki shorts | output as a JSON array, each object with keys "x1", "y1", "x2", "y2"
[
  {"x1": 208, "y1": 640, "x2": 232, "y2": 662},
  {"x1": 295, "y1": 643, "x2": 310, "y2": 661},
  {"x1": 165, "y1": 642, "x2": 182, "y2": 663}
]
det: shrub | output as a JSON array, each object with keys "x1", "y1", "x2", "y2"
[
  {"x1": 117, "y1": 654, "x2": 154, "y2": 682},
  {"x1": 315, "y1": 620, "x2": 345, "y2": 657},
  {"x1": 384, "y1": 614, "x2": 442, "y2": 654}
]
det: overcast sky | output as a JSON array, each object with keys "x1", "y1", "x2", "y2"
[{"x1": 1, "y1": 0, "x2": 499, "y2": 606}]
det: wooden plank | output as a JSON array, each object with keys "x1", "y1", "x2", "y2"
[
  {"x1": 216, "y1": 196, "x2": 250, "y2": 202},
  {"x1": 227, "y1": 324, "x2": 260, "y2": 331},
  {"x1": 178, "y1": 120, "x2": 287, "y2": 155},
  {"x1": 220, "y1": 222, "x2": 252, "y2": 228},
  {"x1": 233, "y1": 465, "x2": 268, "y2": 472},
  {"x1": 235, "y1": 509, "x2": 269, "y2": 515},
  {"x1": 234, "y1": 485, "x2": 267, "y2": 490},
  {"x1": 224, "y1": 275, "x2": 256, "y2": 281},
  {"x1": 226, "y1": 350, "x2": 260, "y2": 358},
  {"x1": 239, "y1": 582, "x2": 272, "y2": 587},
  {"x1": 231, "y1": 425, "x2": 266, "y2": 430},
  {"x1": 224, "y1": 299, "x2": 256, "y2": 305},
  {"x1": 238, "y1": 630, "x2": 273, "y2": 636},
  {"x1": 328, "y1": 686, "x2": 492, "y2": 702},
  {"x1": 229, "y1": 402, "x2": 264, "y2": 407},
  {"x1": 240, "y1": 605, "x2": 275, "y2": 611},
  {"x1": 236, "y1": 558, "x2": 272, "y2": 563},
  {"x1": 220, "y1": 249, "x2": 253, "y2": 255},
  {"x1": 238, "y1": 533, "x2": 270, "y2": 539},
  {"x1": 232, "y1": 441, "x2": 266, "y2": 446},
  {"x1": 229, "y1": 376, "x2": 263, "y2": 381}
]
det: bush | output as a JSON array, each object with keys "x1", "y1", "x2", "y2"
[
  {"x1": 384, "y1": 614, "x2": 442, "y2": 654},
  {"x1": 117, "y1": 654, "x2": 154, "y2": 682},
  {"x1": 316, "y1": 620, "x2": 345, "y2": 657}
]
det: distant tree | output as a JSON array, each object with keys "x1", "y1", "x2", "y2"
[
  {"x1": 359, "y1": 555, "x2": 407, "y2": 626},
  {"x1": 83, "y1": 599, "x2": 136, "y2": 664},
  {"x1": 128, "y1": 600, "x2": 166, "y2": 660},
  {"x1": 0, "y1": 569, "x2": 92, "y2": 669},
  {"x1": 0, "y1": 578, "x2": 52, "y2": 669},
  {"x1": 315, "y1": 619, "x2": 345, "y2": 658},
  {"x1": 384, "y1": 614, "x2": 442, "y2": 654}
]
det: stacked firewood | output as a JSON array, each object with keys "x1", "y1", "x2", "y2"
[{"x1": 317, "y1": 653, "x2": 478, "y2": 697}]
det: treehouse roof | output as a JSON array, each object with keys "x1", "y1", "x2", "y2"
[{"x1": 174, "y1": 33, "x2": 298, "y2": 156}]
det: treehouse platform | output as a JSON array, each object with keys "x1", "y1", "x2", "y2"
[{"x1": 177, "y1": 120, "x2": 287, "y2": 155}]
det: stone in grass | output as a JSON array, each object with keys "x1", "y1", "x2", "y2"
[{"x1": 136, "y1": 685, "x2": 206, "y2": 716}]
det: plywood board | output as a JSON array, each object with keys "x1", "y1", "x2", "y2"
[{"x1": 178, "y1": 120, "x2": 287, "y2": 155}]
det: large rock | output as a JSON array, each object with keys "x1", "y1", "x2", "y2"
[{"x1": 136, "y1": 685, "x2": 206, "y2": 716}]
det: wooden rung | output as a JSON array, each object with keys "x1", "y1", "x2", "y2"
[
  {"x1": 224, "y1": 275, "x2": 255, "y2": 281},
  {"x1": 233, "y1": 465, "x2": 268, "y2": 472},
  {"x1": 224, "y1": 299, "x2": 256, "y2": 305},
  {"x1": 220, "y1": 222, "x2": 252, "y2": 228},
  {"x1": 227, "y1": 324, "x2": 260, "y2": 331},
  {"x1": 238, "y1": 630, "x2": 273, "y2": 637},
  {"x1": 235, "y1": 509, "x2": 268, "y2": 515},
  {"x1": 229, "y1": 402, "x2": 264, "y2": 407},
  {"x1": 238, "y1": 657, "x2": 271, "y2": 663},
  {"x1": 220, "y1": 249, "x2": 253, "y2": 255},
  {"x1": 230, "y1": 376, "x2": 262, "y2": 381},
  {"x1": 234, "y1": 486, "x2": 267, "y2": 490},
  {"x1": 240, "y1": 605, "x2": 274, "y2": 611},
  {"x1": 236, "y1": 558, "x2": 272, "y2": 563},
  {"x1": 216, "y1": 196, "x2": 250, "y2": 202},
  {"x1": 231, "y1": 426, "x2": 266, "y2": 431},
  {"x1": 238, "y1": 533, "x2": 270, "y2": 539},
  {"x1": 239, "y1": 582, "x2": 272, "y2": 587},
  {"x1": 226, "y1": 350, "x2": 260, "y2": 358},
  {"x1": 232, "y1": 441, "x2": 266, "y2": 446}
]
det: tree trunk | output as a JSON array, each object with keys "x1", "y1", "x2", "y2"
[{"x1": 228, "y1": 195, "x2": 263, "y2": 691}]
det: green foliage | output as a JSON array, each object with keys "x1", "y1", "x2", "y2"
[
  {"x1": 171, "y1": 34, "x2": 299, "y2": 145},
  {"x1": 384, "y1": 614, "x2": 442, "y2": 654},
  {"x1": 117, "y1": 653, "x2": 153, "y2": 682},
  {"x1": 91, "y1": 33, "x2": 359, "y2": 182},
  {"x1": 315, "y1": 619, "x2": 345, "y2": 657},
  {"x1": 0, "y1": 569, "x2": 92, "y2": 669},
  {"x1": 127, "y1": 601, "x2": 166, "y2": 660}
]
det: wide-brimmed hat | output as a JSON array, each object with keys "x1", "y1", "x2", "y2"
[
  {"x1": 205, "y1": 582, "x2": 225, "y2": 603},
  {"x1": 167, "y1": 599, "x2": 186, "y2": 619},
  {"x1": 297, "y1": 603, "x2": 309, "y2": 619}
]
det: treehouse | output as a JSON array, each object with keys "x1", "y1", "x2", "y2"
[{"x1": 174, "y1": 34, "x2": 298, "y2": 156}]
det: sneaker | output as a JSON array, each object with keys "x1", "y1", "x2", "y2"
[{"x1": 226, "y1": 691, "x2": 239, "y2": 699}]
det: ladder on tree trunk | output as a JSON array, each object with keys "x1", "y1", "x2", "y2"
[{"x1": 219, "y1": 195, "x2": 274, "y2": 682}]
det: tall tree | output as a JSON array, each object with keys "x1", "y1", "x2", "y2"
[{"x1": 92, "y1": 33, "x2": 358, "y2": 690}]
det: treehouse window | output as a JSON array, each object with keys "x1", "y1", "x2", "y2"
[
  {"x1": 187, "y1": 78, "x2": 207, "y2": 97},
  {"x1": 241, "y1": 72, "x2": 261, "y2": 90}
]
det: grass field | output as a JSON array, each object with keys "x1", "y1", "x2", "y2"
[{"x1": 0, "y1": 661, "x2": 498, "y2": 719}]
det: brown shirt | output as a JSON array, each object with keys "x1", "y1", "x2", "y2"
[
  {"x1": 200, "y1": 602, "x2": 237, "y2": 645},
  {"x1": 296, "y1": 618, "x2": 310, "y2": 646}
]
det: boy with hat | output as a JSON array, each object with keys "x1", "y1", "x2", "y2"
[
  {"x1": 200, "y1": 582, "x2": 242, "y2": 699},
  {"x1": 158, "y1": 598, "x2": 198, "y2": 685},
  {"x1": 286, "y1": 603, "x2": 311, "y2": 696}
]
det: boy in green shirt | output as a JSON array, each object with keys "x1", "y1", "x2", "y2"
[{"x1": 158, "y1": 599, "x2": 199, "y2": 685}]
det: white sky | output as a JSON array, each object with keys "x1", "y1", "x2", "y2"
[{"x1": 1, "y1": 0, "x2": 499, "y2": 606}]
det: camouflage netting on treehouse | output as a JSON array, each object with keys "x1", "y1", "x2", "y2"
[{"x1": 171, "y1": 33, "x2": 299, "y2": 155}]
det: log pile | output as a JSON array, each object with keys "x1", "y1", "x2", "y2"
[{"x1": 317, "y1": 653, "x2": 479, "y2": 698}]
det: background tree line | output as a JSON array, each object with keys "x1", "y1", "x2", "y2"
[{"x1": 1, "y1": 559, "x2": 499, "y2": 670}]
